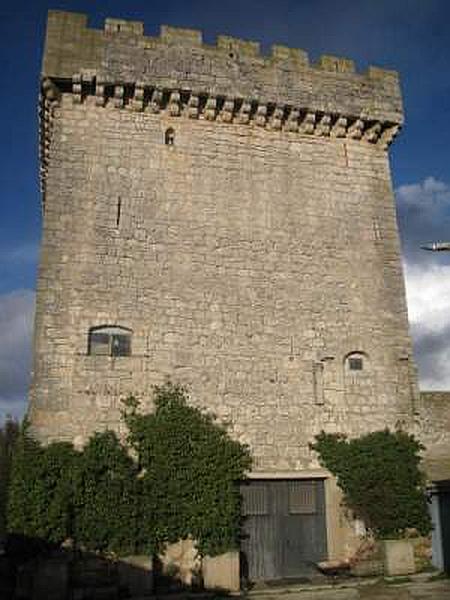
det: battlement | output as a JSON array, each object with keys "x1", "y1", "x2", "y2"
[{"x1": 42, "y1": 10, "x2": 403, "y2": 125}]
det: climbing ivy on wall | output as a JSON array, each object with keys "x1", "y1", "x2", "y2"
[
  {"x1": 123, "y1": 382, "x2": 252, "y2": 556},
  {"x1": 72, "y1": 431, "x2": 141, "y2": 555},
  {"x1": 7, "y1": 383, "x2": 251, "y2": 557},
  {"x1": 0, "y1": 417, "x2": 20, "y2": 537},
  {"x1": 7, "y1": 423, "x2": 77, "y2": 544},
  {"x1": 311, "y1": 429, "x2": 431, "y2": 539}
]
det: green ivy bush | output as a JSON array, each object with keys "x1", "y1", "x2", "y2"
[
  {"x1": 73, "y1": 431, "x2": 141, "y2": 555},
  {"x1": 311, "y1": 429, "x2": 431, "y2": 539},
  {"x1": 123, "y1": 382, "x2": 252, "y2": 556},
  {"x1": 7, "y1": 383, "x2": 251, "y2": 557},
  {"x1": 7, "y1": 424, "x2": 77, "y2": 543},
  {"x1": 0, "y1": 417, "x2": 20, "y2": 537}
]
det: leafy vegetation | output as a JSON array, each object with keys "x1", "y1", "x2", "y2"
[
  {"x1": 311, "y1": 429, "x2": 431, "y2": 539},
  {"x1": 123, "y1": 383, "x2": 252, "y2": 555},
  {"x1": 7, "y1": 424, "x2": 77, "y2": 543},
  {"x1": 6, "y1": 383, "x2": 251, "y2": 556},
  {"x1": 0, "y1": 417, "x2": 20, "y2": 537},
  {"x1": 73, "y1": 431, "x2": 140, "y2": 555}
]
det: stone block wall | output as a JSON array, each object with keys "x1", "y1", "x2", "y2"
[
  {"x1": 30, "y1": 12, "x2": 418, "y2": 473},
  {"x1": 416, "y1": 392, "x2": 450, "y2": 481}
]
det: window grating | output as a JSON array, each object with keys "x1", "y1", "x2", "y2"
[
  {"x1": 242, "y1": 485, "x2": 269, "y2": 516},
  {"x1": 288, "y1": 481, "x2": 317, "y2": 514}
]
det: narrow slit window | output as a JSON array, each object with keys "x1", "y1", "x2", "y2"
[
  {"x1": 116, "y1": 197, "x2": 122, "y2": 227},
  {"x1": 165, "y1": 127, "x2": 175, "y2": 146}
]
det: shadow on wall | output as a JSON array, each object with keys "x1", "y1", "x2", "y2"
[{"x1": 0, "y1": 534, "x2": 234, "y2": 600}]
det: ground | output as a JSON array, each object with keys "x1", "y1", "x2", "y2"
[{"x1": 244, "y1": 575, "x2": 450, "y2": 600}]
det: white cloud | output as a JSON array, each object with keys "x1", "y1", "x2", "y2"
[
  {"x1": 404, "y1": 263, "x2": 450, "y2": 389},
  {"x1": 398, "y1": 177, "x2": 450, "y2": 390},
  {"x1": 0, "y1": 289, "x2": 35, "y2": 421},
  {"x1": 397, "y1": 176, "x2": 450, "y2": 207},
  {"x1": 396, "y1": 177, "x2": 450, "y2": 265}
]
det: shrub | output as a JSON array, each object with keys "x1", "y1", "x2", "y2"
[
  {"x1": 311, "y1": 429, "x2": 432, "y2": 539},
  {"x1": 123, "y1": 382, "x2": 252, "y2": 556},
  {"x1": 73, "y1": 431, "x2": 140, "y2": 555},
  {"x1": 0, "y1": 417, "x2": 20, "y2": 536},
  {"x1": 7, "y1": 424, "x2": 77, "y2": 544},
  {"x1": 7, "y1": 383, "x2": 251, "y2": 557}
]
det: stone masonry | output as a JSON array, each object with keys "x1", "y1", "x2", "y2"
[{"x1": 30, "y1": 11, "x2": 418, "y2": 474}]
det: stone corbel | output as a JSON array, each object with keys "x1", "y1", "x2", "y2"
[
  {"x1": 315, "y1": 114, "x2": 331, "y2": 136},
  {"x1": 219, "y1": 98, "x2": 235, "y2": 123},
  {"x1": 331, "y1": 116, "x2": 347, "y2": 138},
  {"x1": 41, "y1": 78, "x2": 60, "y2": 103},
  {"x1": 299, "y1": 112, "x2": 316, "y2": 134},
  {"x1": 168, "y1": 91, "x2": 181, "y2": 116},
  {"x1": 204, "y1": 96, "x2": 217, "y2": 121},
  {"x1": 95, "y1": 80, "x2": 106, "y2": 107},
  {"x1": 72, "y1": 74, "x2": 82, "y2": 104},
  {"x1": 187, "y1": 94, "x2": 199, "y2": 118},
  {"x1": 363, "y1": 122, "x2": 382, "y2": 143},
  {"x1": 130, "y1": 81, "x2": 145, "y2": 111},
  {"x1": 348, "y1": 118, "x2": 364, "y2": 140},
  {"x1": 236, "y1": 100, "x2": 252, "y2": 124},
  {"x1": 269, "y1": 105, "x2": 284, "y2": 130},
  {"x1": 113, "y1": 85, "x2": 124, "y2": 108},
  {"x1": 255, "y1": 104, "x2": 267, "y2": 127},
  {"x1": 148, "y1": 88, "x2": 163, "y2": 113},
  {"x1": 378, "y1": 124, "x2": 400, "y2": 150},
  {"x1": 286, "y1": 108, "x2": 300, "y2": 132}
]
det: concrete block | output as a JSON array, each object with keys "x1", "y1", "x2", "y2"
[
  {"x1": 383, "y1": 539, "x2": 416, "y2": 576},
  {"x1": 202, "y1": 551, "x2": 240, "y2": 592}
]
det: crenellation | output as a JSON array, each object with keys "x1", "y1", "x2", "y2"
[
  {"x1": 317, "y1": 55, "x2": 355, "y2": 73},
  {"x1": 160, "y1": 24, "x2": 203, "y2": 46},
  {"x1": 42, "y1": 11, "x2": 403, "y2": 128},
  {"x1": 271, "y1": 44, "x2": 309, "y2": 66},
  {"x1": 217, "y1": 35, "x2": 260, "y2": 57},
  {"x1": 105, "y1": 18, "x2": 144, "y2": 36}
]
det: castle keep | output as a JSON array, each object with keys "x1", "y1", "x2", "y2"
[{"x1": 30, "y1": 11, "x2": 419, "y2": 580}]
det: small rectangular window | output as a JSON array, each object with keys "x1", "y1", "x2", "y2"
[{"x1": 348, "y1": 357, "x2": 363, "y2": 371}]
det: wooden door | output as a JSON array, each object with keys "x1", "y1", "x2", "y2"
[{"x1": 241, "y1": 479, "x2": 327, "y2": 581}]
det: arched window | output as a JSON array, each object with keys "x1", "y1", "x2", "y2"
[
  {"x1": 165, "y1": 127, "x2": 175, "y2": 146},
  {"x1": 88, "y1": 325, "x2": 132, "y2": 357},
  {"x1": 344, "y1": 351, "x2": 367, "y2": 372}
]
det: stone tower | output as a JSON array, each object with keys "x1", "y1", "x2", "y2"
[{"x1": 30, "y1": 10, "x2": 418, "y2": 573}]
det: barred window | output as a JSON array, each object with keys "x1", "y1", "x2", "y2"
[{"x1": 88, "y1": 326, "x2": 132, "y2": 357}]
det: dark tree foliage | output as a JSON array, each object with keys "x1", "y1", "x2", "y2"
[
  {"x1": 311, "y1": 429, "x2": 432, "y2": 539},
  {"x1": 7, "y1": 383, "x2": 251, "y2": 557},
  {"x1": 73, "y1": 431, "x2": 140, "y2": 555},
  {"x1": 7, "y1": 424, "x2": 77, "y2": 543},
  {"x1": 123, "y1": 382, "x2": 252, "y2": 556},
  {"x1": 0, "y1": 417, "x2": 20, "y2": 536}
]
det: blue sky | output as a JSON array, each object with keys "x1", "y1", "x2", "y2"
[{"x1": 1, "y1": 0, "x2": 450, "y2": 418}]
